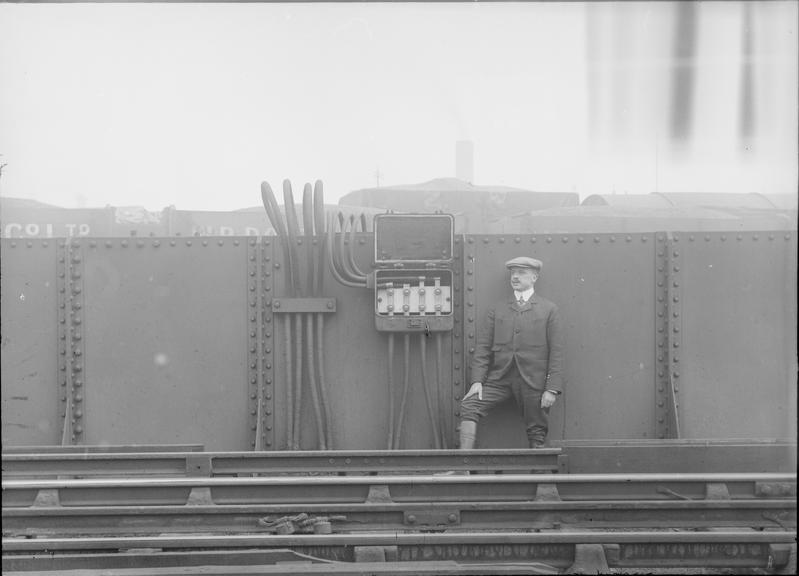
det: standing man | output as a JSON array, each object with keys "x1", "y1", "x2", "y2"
[{"x1": 459, "y1": 256, "x2": 565, "y2": 449}]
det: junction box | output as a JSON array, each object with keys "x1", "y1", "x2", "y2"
[{"x1": 372, "y1": 213, "x2": 454, "y2": 333}]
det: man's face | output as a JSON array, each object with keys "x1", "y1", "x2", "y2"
[{"x1": 509, "y1": 266, "x2": 538, "y2": 292}]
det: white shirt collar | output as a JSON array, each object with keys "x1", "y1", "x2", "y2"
[{"x1": 514, "y1": 287, "x2": 535, "y2": 302}]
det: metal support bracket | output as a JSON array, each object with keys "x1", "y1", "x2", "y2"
[
  {"x1": 404, "y1": 509, "x2": 461, "y2": 528},
  {"x1": 756, "y1": 482, "x2": 797, "y2": 498},
  {"x1": 271, "y1": 298, "x2": 337, "y2": 313}
]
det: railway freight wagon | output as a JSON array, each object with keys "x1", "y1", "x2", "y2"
[{"x1": 2, "y1": 181, "x2": 797, "y2": 574}]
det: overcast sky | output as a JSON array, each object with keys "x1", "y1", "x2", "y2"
[{"x1": 0, "y1": 2, "x2": 796, "y2": 211}]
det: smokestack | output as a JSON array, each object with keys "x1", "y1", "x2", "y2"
[{"x1": 455, "y1": 140, "x2": 474, "y2": 183}]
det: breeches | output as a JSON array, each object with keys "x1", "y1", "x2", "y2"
[{"x1": 460, "y1": 362, "x2": 549, "y2": 445}]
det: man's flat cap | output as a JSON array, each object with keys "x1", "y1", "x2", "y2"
[{"x1": 505, "y1": 256, "x2": 543, "y2": 271}]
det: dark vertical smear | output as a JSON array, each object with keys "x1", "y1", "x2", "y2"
[
  {"x1": 670, "y1": 1, "x2": 699, "y2": 141},
  {"x1": 739, "y1": 2, "x2": 755, "y2": 144}
]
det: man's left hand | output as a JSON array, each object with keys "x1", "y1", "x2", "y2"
[{"x1": 540, "y1": 391, "x2": 558, "y2": 409}]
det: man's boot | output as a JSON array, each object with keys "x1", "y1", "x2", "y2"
[
  {"x1": 436, "y1": 421, "x2": 478, "y2": 475},
  {"x1": 459, "y1": 420, "x2": 477, "y2": 450}
]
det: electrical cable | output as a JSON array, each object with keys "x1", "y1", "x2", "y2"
[
  {"x1": 302, "y1": 183, "x2": 327, "y2": 450},
  {"x1": 345, "y1": 215, "x2": 369, "y2": 279},
  {"x1": 316, "y1": 314, "x2": 333, "y2": 449},
  {"x1": 393, "y1": 334, "x2": 412, "y2": 449},
  {"x1": 313, "y1": 181, "x2": 326, "y2": 295},
  {"x1": 306, "y1": 314, "x2": 326, "y2": 449},
  {"x1": 337, "y1": 214, "x2": 368, "y2": 283},
  {"x1": 419, "y1": 333, "x2": 442, "y2": 449},
  {"x1": 312, "y1": 181, "x2": 333, "y2": 449},
  {"x1": 435, "y1": 333, "x2": 448, "y2": 449},
  {"x1": 260, "y1": 182, "x2": 292, "y2": 295},
  {"x1": 278, "y1": 182, "x2": 306, "y2": 450},
  {"x1": 326, "y1": 213, "x2": 366, "y2": 287},
  {"x1": 283, "y1": 315, "x2": 294, "y2": 450},
  {"x1": 292, "y1": 313, "x2": 303, "y2": 450},
  {"x1": 386, "y1": 333, "x2": 395, "y2": 450},
  {"x1": 302, "y1": 183, "x2": 315, "y2": 295},
  {"x1": 282, "y1": 180, "x2": 302, "y2": 296},
  {"x1": 262, "y1": 181, "x2": 296, "y2": 450}
]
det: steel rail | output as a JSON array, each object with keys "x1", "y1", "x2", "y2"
[
  {"x1": 4, "y1": 499, "x2": 795, "y2": 536},
  {"x1": 2, "y1": 561, "x2": 562, "y2": 576},
  {"x1": 1, "y1": 445, "x2": 204, "y2": 454},
  {"x1": 4, "y1": 472, "x2": 794, "y2": 488},
  {"x1": 3, "y1": 530, "x2": 795, "y2": 552},
  {"x1": 6, "y1": 441, "x2": 794, "y2": 478},
  {"x1": 3, "y1": 473, "x2": 794, "y2": 508},
  {"x1": 1, "y1": 449, "x2": 563, "y2": 477}
]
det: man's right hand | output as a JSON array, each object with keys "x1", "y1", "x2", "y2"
[{"x1": 464, "y1": 382, "x2": 483, "y2": 400}]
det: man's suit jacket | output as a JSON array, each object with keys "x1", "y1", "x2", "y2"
[{"x1": 470, "y1": 294, "x2": 565, "y2": 392}]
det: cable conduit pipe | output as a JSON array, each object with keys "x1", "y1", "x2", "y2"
[
  {"x1": 282, "y1": 180, "x2": 302, "y2": 296},
  {"x1": 302, "y1": 183, "x2": 315, "y2": 296},
  {"x1": 292, "y1": 313, "x2": 303, "y2": 450},
  {"x1": 313, "y1": 181, "x2": 326, "y2": 295},
  {"x1": 283, "y1": 315, "x2": 294, "y2": 450},
  {"x1": 260, "y1": 182, "x2": 293, "y2": 295},
  {"x1": 326, "y1": 213, "x2": 366, "y2": 288},
  {"x1": 386, "y1": 333, "x2": 395, "y2": 450},
  {"x1": 420, "y1": 333, "x2": 442, "y2": 449},
  {"x1": 436, "y1": 333, "x2": 448, "y2": 449},
  {"x1": 316, "y1": 314, "x2": 333, "y2": 449},
  {"x1": 393, "y1": 334, "x2": 412, "y2": 449},
  {"x1": 337, "y1": 214, "x2": 367, "y2": 283},
  {"x1": 306, "y1": 314, "x2": 326, "y2": 449},
  {"x1": 346, "y1": 215, "x2": 369, "y2": 279}
]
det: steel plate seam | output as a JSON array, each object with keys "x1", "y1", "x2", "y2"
[
  {"x1": 67, "y1": 238, "x2": 86, "y2": 444},
  {"x1": 666, "y1": 233, "x2": 683, "y2": 438},
  {"x1": 262, "y1": 238, "x2": 275, "y2": 450},
  {"x1": 449, "y1": 236, "x2": 464, "y2": 445},
  {"x1": 655, "y1": 234, "x2": 669, "y2": 439},
  {"x1": 247, "y1": 239, "x2": 260, "y2": 449},
  {"x1": 460, "y1": 236, "x2": 475, "y2": 432},
  {"x1": 56, "y1": 240, "x2": 70, "y2": 444}
]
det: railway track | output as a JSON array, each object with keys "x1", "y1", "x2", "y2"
[
  {"x1": 4, "y1": 531, "x2": 796, "y2": 574},
  {"x1": 3, "y1": 440, "x2": 795, "y2": 477},
  {"x1": 3, "y1": 447, "x2": 796, "y2": 573},
  {"x1": 3, "y1": 472, "x2": 796, "y2": 573}
]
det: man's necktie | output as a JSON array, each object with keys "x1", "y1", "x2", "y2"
[{"x1": 518, "y1": 297, "x2": 525, "y2": 306}]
